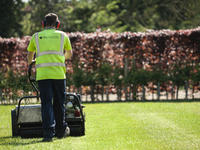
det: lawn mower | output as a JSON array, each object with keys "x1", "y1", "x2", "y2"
[{"x1": 11, "y1": 62, "x2": 85, "y2": 138}]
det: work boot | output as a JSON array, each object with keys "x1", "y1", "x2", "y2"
[
  {"x1": 57, "y1": 127, "x2": 70, "y2": 139},
  {"x1": 64, "y1": 127, "x2": 70, "y2": 137}
]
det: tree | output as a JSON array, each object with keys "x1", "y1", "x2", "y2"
[
  {"x1": 62, "y1": 0, "x2": 94, "y2": 32},
  {"x1": 0, "y1": 0, "x2": 24, "y2": 37},
  {"x1": 23, "y1": 0, "x2": 62, "y2": 35},
  {"x1": 150, "y1": 70, "x2": 168, "y2": 100},
  {"x1": 96, "y1": 62, "x2": 112, "y2": 101},
  {"x1": 22, "y1": 0, "x2": 94, "y2": 35},
  {"x1": 22, "y1": 0, "x2": 200, "y2": 35},
  {"x1": 126, "y1": 65, "x2": 151, "y2": 101},
  {"x1": 83, "y1": 71, "x2": 97, "y2": 102},
  {"x1": 112, "y1": 65, "x2": 123, "y2": 101},
  {"x1": 72, "y1": 63, "x2": 84, "y2": 93},
  {"x1": 169, "y1": 64, "x2": 192, "y2": 100},
  {"x1": 154, "y1": 0, "x2": 200, "y2": 30}
]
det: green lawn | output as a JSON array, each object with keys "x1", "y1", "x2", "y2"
[{"x1": 0, "y1": 102, "x2": 200, "y2": 150}]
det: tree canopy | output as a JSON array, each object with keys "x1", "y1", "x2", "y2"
[
  {"x1": 0, "y1": 0, "x2": 200, "y2": 37},
  {"x1": 0, "y1": 0, "x2": 23, "y2": 37}
]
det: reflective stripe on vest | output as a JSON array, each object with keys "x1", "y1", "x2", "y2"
[
  {"x1": 35, "y1": 32, "x2": 65, "y2": 58},
  {"x1": 36, "y1": 62, "x2": 65, "y2": 69},
  {"x1": 35, "y1": 32, "x2": 65, "y2": 69}
]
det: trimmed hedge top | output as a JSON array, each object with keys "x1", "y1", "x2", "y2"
[{"x1": 0, "y1": 28, "x2": 200, "y2": 75}]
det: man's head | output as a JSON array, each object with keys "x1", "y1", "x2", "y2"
[{"x1": 42, "y1": 13, "x2": 60, "y2": 29}]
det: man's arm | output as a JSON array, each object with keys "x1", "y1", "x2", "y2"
[
  {"x1": 64, "y1": 49, "x2": 73, "y2": 60},
  {"x1": 63, "y1": 35, "x2": 72, "y2": 60},
  {"x1": 27, "y1": 51, "x2": 35, "y2": 65}
]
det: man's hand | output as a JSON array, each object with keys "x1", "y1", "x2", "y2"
[
  {"x1": 64, "y1": 50, "x2": 73, "y2": 60},
  {"x1": 27, "y1": 51, "x2": 35, "y2": 65}
]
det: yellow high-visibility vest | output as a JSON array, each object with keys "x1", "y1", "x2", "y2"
[{"x1": 27, "y1": 29, "x2": 72, "y2": 81}]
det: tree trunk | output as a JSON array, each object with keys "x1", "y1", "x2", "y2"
[
  {"x1": 184, "y1": 81, "x2": 189, "y2": 100},
  {"x1": 176, "y1": 86, "x2": 179, "y2": 100},
  {"x1": 106, "y1": 87, "x2": 109, "y2": 101},
  {"x1": 132, "y1": 85, "x2": 137, "y2": 100},
  {"x1": 90, "y1": 85, "x2": 95, "y2": 102},
  {"x1": 124, "y1": 57, "x2": 128, "y2": 101},
  {"x1": 129, "y1": 86, "x2": 132, "y2": 101},
  {"x1": 101, "y1": 86, "x2": 104, "y2": 101},
  {"x1": 142, "y1": 85, "x2": 146, "y2": 101},
  {"x1": 157, "y1": 82, "x2": 160, "y2": 100},
  {"x1": 166, "y1": 91, "x2": 169, "y2": 100},
  {"x1": 192, "y1": 85, "x2": 195, "y2": 100},
  {"x1": 171, "y1": 84, "x2": 175, "y2": 100},
  {"x1": 117, "y1": 86, "x2": 122, "y2": 101},
  {"x1": 152, "y1": 87, "x2": 154, "y2": 100}
]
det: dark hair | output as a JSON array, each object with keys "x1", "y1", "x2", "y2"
[{"x1": 44, "y1": 13, "x2": 59, "y2": 26}]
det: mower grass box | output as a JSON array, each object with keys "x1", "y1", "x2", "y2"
[{"x1": 11, "y1": 93, "x2": 85, "y2": 138}]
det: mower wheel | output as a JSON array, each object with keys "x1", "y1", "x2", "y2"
[
  {"x1": 11, "y1": 109, "x2": 19, "y2": 137},
  {"x1": 81, "y1": 122, "x2": 85, "y2": 136},
  {"x1": 70, "y1": 125, "x2": 85, "y2": 136}
]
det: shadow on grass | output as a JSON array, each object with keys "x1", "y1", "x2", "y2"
[{"x1": 0, "y1": 136, "x2": 42, "y2": 146}]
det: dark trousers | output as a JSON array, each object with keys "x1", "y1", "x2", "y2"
[{"x1": 38, "y1": 79, "x2": 67, "y2": 138}]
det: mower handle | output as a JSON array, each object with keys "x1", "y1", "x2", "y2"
[
  {"x1": 28, "y1": 61, "x2": 39, "y2": 97},
  {"x1": 17, "y1": 62, "x2": 85, "y2": 124},
  {"x1": 16, "y1": 61, "x2": 40, "y2": 124}
]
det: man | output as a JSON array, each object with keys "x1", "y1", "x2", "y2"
[{"x1": 27, "y1": 13, "x2": 72, "y2": 142}]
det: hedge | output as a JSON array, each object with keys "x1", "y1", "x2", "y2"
[{"x1": 1, "y1": 28, "x2": 200, "y2": 103}]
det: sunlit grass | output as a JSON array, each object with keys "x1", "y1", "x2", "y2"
[{"x1": 0, "y1": 102, "x2": 200, "y2": 150}]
